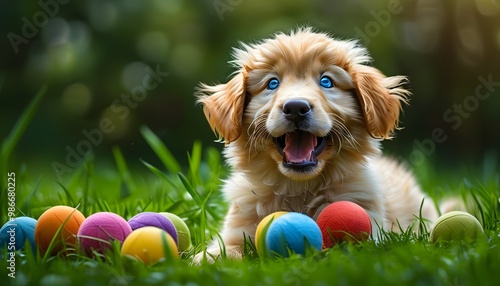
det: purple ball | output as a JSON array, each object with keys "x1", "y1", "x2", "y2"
[
  {"x1": 128, "y1": 212, "x2": 177, "y2": 243},
  {"x1": 77, "y1": 212, "x2": 132, "y2": 255}
]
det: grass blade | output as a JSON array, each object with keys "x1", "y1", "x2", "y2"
[
  {"x1": 1, "y1": 84, "x2": 47, "y2": 159},
  {"x1": 56, "y1": 182, "x2": 76, "y2": 206},
  {"x1": 140, "y1": 125, "x2": 181, "y2": 174},
  {"x1": 187, "y1": 140, "x2": 202, "y2": 186},
  {"x1": 140, "y1": 158, "x2": 178, "y2": 189},
  {"x1": 177, "y1": 172, "x2": 203, "y2": 206},
  {"x1": 20, "y1": 176, "x2": 43, "y2": 213},
  {"x1": 1, "y1": 84, "x2": 47, "y2": 188},
  {"x1": 112, "y1": 146, "x2": 137, "y2": 195},
  {"x1": 178, "y1": 172, "x2": 220, "y2": 222}
]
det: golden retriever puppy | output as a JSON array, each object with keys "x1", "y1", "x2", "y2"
[{"x1": 195, "y1": 27, "x2": 438, "y2": 263}]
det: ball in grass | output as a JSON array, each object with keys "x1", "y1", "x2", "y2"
[
  {"x1": 121, "y1": 226, "x2": 178, "y2": 264},
  {"x1": 35, "y1": 205, "x2": 85, "y2": 255},
  {"x1": 0, "y1": 217, "x2": 37, "y2": 252},
  {"x1": 265, "y1": 212, "x2": 322, "y2": 257},
  {"x1": 128, "y1": 212, "x2": 178, "y2": 244},
  {"x1": 316, "y1": 201, "x2": 372, "y2": 248},
  {"x1": 255, "y1": 211, "x2": 287, "y2": 256},
  {"x1": 430, "y1": 211, "x2": 484, "y2": 244},
  {"x1": 159, "y1": 212, "x2": 192, "y2": 252},
  {"x1": 77, "y1": 212, "x2": 132, "y2": 255}
]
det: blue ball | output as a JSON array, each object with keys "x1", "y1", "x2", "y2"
[
  {"x1": 265, "y1": 212, "x2": 322, "y2": 257},
  {"x1": 0, "y1": 217, "x2": 37, "y2": 252}
]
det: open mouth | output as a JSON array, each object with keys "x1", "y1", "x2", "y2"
[{"x1": 273, "y1": 131, "x2": 327, "y2": 170}]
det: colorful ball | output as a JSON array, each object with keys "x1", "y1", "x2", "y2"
[
  {"x1": 34, "y1": 206, "x2": 85, "y2": 255},
  {"x1": 265, "y1": 212, "x2": 322, "y2": 257},
  {"x1": 121, "y1": 226, "x2": 178, "y2": 264},
  {"x1": 255, "y1": 211, "x2": 287, "y2": 256},
  {"x1": 159, "y1": 212, "x2": 192, "y2": 252},
  {"x1": 430, "y1": 211, "x2": 484, "y2": 243},
  {"x1": 128, "y1": 212, "x2": 177, "y2": 244},
  {"x1": 77, "y1": 212, "x2": 132, "y2": 255},
  {"x1": 316, "y1": 201, "x2": 372, "y2": 248},
  {"x1": 0, "y1": 217, "x2": 37, "y2": 252}
]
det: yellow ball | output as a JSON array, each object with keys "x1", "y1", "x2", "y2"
[
  {"x1": 255, "y1": 211, "x2": 287, "y2": 256},
  {"x1": 430, "y1": 211, "x2": 484, "y2": 243},
  {"x1": 121, "y1": 226, "x2": 178, "y2": 264}
]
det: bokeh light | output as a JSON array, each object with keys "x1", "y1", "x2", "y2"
[
  {"x1": 1, "y1": 0, "x2": 499, "y2": 172},
  {"x1": 136, "y1": 31, "x2": 169, "y2": 62},
  {"x1": 170, "y1": 43, "x2": 203, "y2": 78},
  {"x1": 61, "y1": 83, "x2": 93, "y2": 116},
  {"x1": 88, "y1": 1, "x2": 118, "y2": 32},
  {"x1": 121, "y1": 61, "x2": 149, "y2": 91}
]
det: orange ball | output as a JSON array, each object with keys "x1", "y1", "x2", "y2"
[
  {"x1": 35, "y1": 205, "x2": 85, "y2": 256},
  {"x1": 316, "y1": 201, "x2": 372, "y2": 248}
]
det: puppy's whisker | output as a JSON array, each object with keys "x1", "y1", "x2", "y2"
[
  {"x1": 247, "y1": 113, "x2": 267, "y2": 136},
  {"x1": 318, "y1": 171, "x2": 330, "y2": 190},
  {"x1": 330, "y1": 130, "x2": 343, "y2": 157},
  {"x1": 246, "y1": 113, "x2": 269, "y2": 158},
  {"x1": 331, "y1": 114, "x2": 360, "y2": 151}
]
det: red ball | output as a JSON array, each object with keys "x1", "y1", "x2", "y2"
[{"x1": 316, "y1": 201, "x2": 372, "y2": 248}]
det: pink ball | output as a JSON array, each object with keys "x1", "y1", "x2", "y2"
[
  {"x1": 128, "y1": 212, "x2": 178, "y2": 244},
  {"x1": 77, "y1": 212, "x2": 132, "y2": 255}
]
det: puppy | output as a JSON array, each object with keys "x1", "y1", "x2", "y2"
[{"x1": 195, "y1": 27, "x2": 438, "y2": 263}]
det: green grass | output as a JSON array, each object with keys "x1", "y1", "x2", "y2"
[{"x1": 1, "y1": 89, "x2": 499, "y2": 285}]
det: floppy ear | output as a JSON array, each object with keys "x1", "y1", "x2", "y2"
[
  {"x1": 351, "y1": 65, "x2": 410, "y2": 139},
  {"x1": 196, "y1": 70, "x2": 248, "y2": 144}
]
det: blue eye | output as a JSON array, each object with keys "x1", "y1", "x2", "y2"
[
  {"x1": 267, "y1": 78, "x2": 280, "y2": 90},
  {"x1": 319, "y1": 75, "x2": 334, "y2": 88}
]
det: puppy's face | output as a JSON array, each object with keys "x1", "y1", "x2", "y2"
[
  {"x1": 244, "y1": 50, "x2": 361, "y2": 180},
  {"x1": 198, "y1": 29, "x2": 409, "y2": 181}
]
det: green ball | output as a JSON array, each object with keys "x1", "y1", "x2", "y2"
[
  {"x1": 430, "y1": 211, "x2": 484, "y2": 243},
  {"x1": 159, "y1": 212, "x2": 192, "y2": 252}
]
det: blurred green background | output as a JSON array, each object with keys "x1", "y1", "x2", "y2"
[{"x1": 1, "y1": 0, "x2": 499, "y2": 181}]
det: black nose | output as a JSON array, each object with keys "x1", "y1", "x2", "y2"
[{"x1": 283, "y1": 99, "x2": 311, "y2": 122}]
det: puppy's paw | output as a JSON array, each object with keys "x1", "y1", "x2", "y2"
[{"x1": 192, "y1": 245, "x2": 243, "y2": 265}]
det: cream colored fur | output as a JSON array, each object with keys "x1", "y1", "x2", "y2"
[{"x1": 194, "y1": 28, "x2": 438, "y2": 263}]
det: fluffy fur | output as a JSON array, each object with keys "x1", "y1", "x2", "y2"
[{"x1": 195, "y1": 28, "x2": 438, "y2": 263}]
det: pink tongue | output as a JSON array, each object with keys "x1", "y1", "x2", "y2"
[{"x1": 283, "y1": 132, "x2": 317, "y2": 163}]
